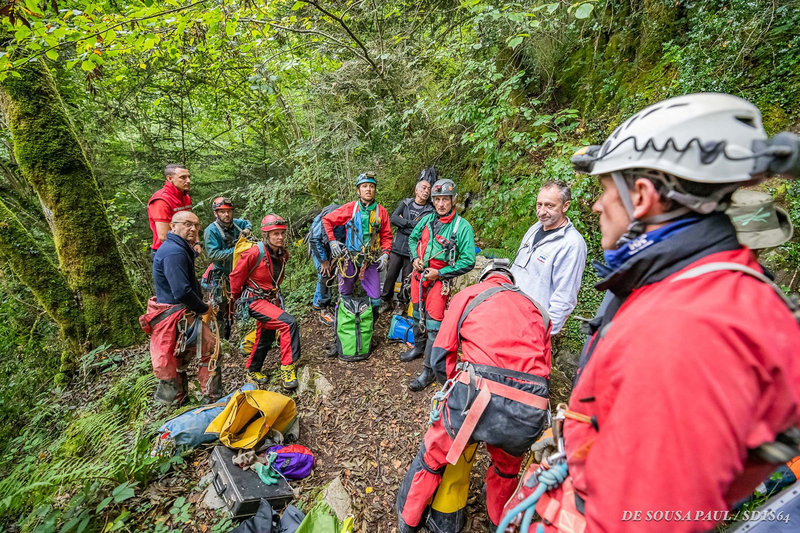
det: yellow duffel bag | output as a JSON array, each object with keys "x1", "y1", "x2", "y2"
[{"x1": 205, "y1": 389, "x2": 296, "y2": 449}]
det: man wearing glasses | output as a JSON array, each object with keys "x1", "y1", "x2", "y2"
[{"x1": 143, "y1": 210, "x2": 222, "y2": 405}]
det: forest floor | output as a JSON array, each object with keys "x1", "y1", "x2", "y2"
[
  {"x1": 17, "y1": 311, "x2": 573, "y2": 533},
  {"x1": 177, "y1": 312, "x2": 494, "y2": 532},
  {"x1": 168, "y1": 311, "x2": 575, "y2": 533}
]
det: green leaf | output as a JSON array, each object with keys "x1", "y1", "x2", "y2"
[
  {"x1": 291, "y1": 1, "x2": 304, "y2": 10},
  {"x1": 574, "y1": 3, "x2": 594, "y2": 19},
  {"x1": 546, "y1": 3, "x2": 560, "y2": 14},
  {"x1": 507, "y1": 36, "x2": 524, "y2": 49},
  {"x1": 96, "y1": 496, "x2": 113, "y2": 513},
  {"x1": 80, "y1": 59, "x2": 94, "y2": 71},
  {"x1": 112, "y1": 481, "x2": 136, "y2": 503},
  {"x1": 45, "y1": 49, "x2": 59, "y2": 61}
]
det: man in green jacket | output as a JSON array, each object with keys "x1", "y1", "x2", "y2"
[{"x1": 402, "y1": 179, "x2": 476, "y2": 391}]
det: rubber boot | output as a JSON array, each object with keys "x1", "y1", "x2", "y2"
[
  {"x1": 399, "y1": 323, "x2": 426, "y2": 362},
  {"x1": 408, "y1": 336, "x2": 436, "y2": 392},
  {"x1": 154, "y1": 372, "x2": 188, "y2": 405}
]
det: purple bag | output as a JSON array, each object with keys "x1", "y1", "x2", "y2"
[{"x1": 265, "y1": 444, "x2": 315, "y2": 480}]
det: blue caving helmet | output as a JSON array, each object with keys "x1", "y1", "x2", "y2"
[{"x1": 355, "y1": 171, "x2": 377, "y2": 187}]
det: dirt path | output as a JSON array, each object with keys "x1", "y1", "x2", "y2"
[
  {"x1": 181, "y1": 313, "x2": 493, "y2": 532},
  {"x1": 180, "y1": 309, "x2": 573, "y2": 532}
]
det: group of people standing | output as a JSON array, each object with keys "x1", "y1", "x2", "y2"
[{"x1": 139, "y1": 92, "x2": 800, "y2": 533}]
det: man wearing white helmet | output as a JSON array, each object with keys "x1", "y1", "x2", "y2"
[{"x1": 499, "y1": 93, "x2": 800, "y2": 532}]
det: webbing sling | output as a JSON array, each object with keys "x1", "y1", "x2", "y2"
[
  {"x1": 672, "y1": 261, "x2": 800, "y2": 324},
  {"x1": 148, "y1": 304, "x2": 186, "y2": 329},
  {"x1": 445, "y1": 283, "x2": 551, "y2": 465}
]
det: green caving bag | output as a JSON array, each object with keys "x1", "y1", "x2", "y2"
[{"x1": 335, "y1": 295, "x2": 373, "y2": 361}]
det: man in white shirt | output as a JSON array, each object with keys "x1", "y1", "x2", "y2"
[{"x1": 511, "y1": 180, "x2": 587, "y2": 335}]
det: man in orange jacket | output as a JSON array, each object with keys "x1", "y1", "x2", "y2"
[
  {"x1": 230, "y1": 214, "x2": 299, "y2": 390},
  {"x1": 500, "y1": 93, "x2": 800, "y2": 533}
]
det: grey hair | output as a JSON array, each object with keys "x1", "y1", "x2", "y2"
[
  {"x1": 540, "y1": 180, "x2": 571, "y2": 203},
  {"x1": 165, "y1": 163, "x2": 188, "y2": 177}
]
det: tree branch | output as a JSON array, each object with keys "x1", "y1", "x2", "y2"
[{"x1": 300, "y1": 0, "x2": 379, "y2": 73}]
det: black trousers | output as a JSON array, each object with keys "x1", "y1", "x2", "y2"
[{"x1": 381, "y1": 251, "x2": 412, "y2": 303}]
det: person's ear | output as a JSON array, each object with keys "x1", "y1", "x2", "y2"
[
  {"x1": 562, "y1": 200, "x2": 570, "y2": 214},
  {"x1": 631, "y1": 178, "x2": 662, "y2": 219}
]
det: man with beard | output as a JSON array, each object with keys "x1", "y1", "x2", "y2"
[{"x1": 204, "y1": 197, "x2": 252, "y2": 338}]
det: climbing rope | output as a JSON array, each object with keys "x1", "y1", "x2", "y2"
[{"x1": 495, "y1": 462, "x2": 569, "y2": 533}]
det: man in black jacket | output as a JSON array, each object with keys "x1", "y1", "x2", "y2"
[
  {"x1": 379, "y1": 179, "x2": 433, "y2": 315},
  {"x1": 146, "y1": 210, "x2": 222, "y2": 404}
]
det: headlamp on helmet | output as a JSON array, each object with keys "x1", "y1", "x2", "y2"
[
  {"x1": 212, "y1": 197, "x2": 234, "y2": 211},
  {"x1": 261, "y1": 214, "x2": 287, "y2": 233},
  {"x1": 431, "y1": 179, "x2": 456, "y2": 197},
  {"x1": 356, "y1": 171, "x2": 377, "y2": 187},
  {"x1": 479, "y1": 258, "x2": 514, "y2": 284}
]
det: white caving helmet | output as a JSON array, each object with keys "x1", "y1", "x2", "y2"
[{"x1": 571, "y1": 92, "x2": 800, "y2": 246}]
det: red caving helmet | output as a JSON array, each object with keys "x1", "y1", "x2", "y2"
[
  {"x1": 212, "y1": 196, "x2": 234, "y2": 211},
  {"x1": 261, "y1": 214, "x2": 287, "y2": 232}
]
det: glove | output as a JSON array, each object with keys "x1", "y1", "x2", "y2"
[
  {"x1": 253, "y1": 452, "x2": 281, "y2": 485},
  {"x1": 240, "y1": 228, "x2": 252, "y2": 238},
  {"x1": 532, "y1": 427, "x2": 556, "y2": 463},
  {"x1": 376, "y1": 253, "x2": 389, "y2": 271},
  {"x1": 329, "y1": 240, "x2": 345, "y2": 258}
]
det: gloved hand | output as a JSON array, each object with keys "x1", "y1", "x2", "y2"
[
  {"x1": 532, "y1": 427, "x2": 556, "y2": 463},
  {"x1": 376, "y1": 253, "x2": 389, "y2": 271},
  {"x1": 329, "y1": 240, "x2": 346, "y2": 258},
  {"x1": 240, "y1": 228, "x2": 252, "y2": 238}
]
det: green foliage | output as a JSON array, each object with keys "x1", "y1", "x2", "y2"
[{"x1": 0, "y1": 350, "x2": 175, "y2": 532}]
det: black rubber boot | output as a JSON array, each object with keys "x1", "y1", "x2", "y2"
[
  {"x1": 408, "y1": 336, "x2": 436, "y2": 391},
  {"x1": 399, "y1": 323, "x2": 426, "y2": 362},
  {"x1": 325, "y1": 340, "x2": 339, "y2": 358}
]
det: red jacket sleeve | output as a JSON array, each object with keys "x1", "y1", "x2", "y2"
[
  {"x1": 579, "y1": 315, "x2": 764, "y2": 532},
  {"x1": 322, "y1": 202, "x2": 353, "y2": 241},
  {"x1": 378, "y1": 205, "x2": 393, "y2": 254},
  {"x1": 229, "y1": 246, "x2": 256, "y2": 301},
  {"x1": 430, "y1": 289, "x2": 471, "y2": 382}
]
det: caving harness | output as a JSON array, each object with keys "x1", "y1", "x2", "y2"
[
  {"x1": 173, "y1": 307, "x2": 222, "y2": 398},
  {"x1": 416, "y1": 212, "x2": 463, "y2": 334},
  {"x1": 428, "y1": 283, "x2": 551, "y2": 464},
  {"x1": 337, "y1": 201, "x2": 384, "y2": 281},
  {"x1": 236, "y1": 242, "x2": 287, "y2": 319}
]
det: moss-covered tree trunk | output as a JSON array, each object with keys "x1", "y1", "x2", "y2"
[
  {"x1": 0, "y1": 58, "x2": 142, "y2": 347},
  {"x1": 0, "y1": 198, "x2": 84, "y2": 381}
]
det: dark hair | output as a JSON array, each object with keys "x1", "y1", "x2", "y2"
[
  {"x1": 540, "y1": 180, "x2": 571, "y2": 203},
  {"x1": 165, "y1": 164, "x2": 188, "y2": 177},
  {"x1": 621, "y1": 169, "x2": 734, "y2": 211}
]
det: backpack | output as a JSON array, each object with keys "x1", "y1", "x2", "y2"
[
  {"x1": 306, "y1": 204, "x2": 340, "y2": 259},
  {"x1": 335, "y1": 295, "x2": 374, "y2": 361},
  {"x1": 387, "y1": 314, "x2": 415, "y2": 344},
  {"x1": 419, "y1": 166, "x2": 437, "y2": 187},
  {"x1": 233, "y1": 230, "x2": 259, "y2": 270}
]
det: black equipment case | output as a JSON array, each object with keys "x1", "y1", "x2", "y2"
[{"x1": 209, "y1": 445, "x2": 294, "y2": 519}]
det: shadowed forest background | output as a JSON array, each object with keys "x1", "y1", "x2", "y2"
[{"x1": 0, "y1": 0, "x2": 799, "y2": 531}]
